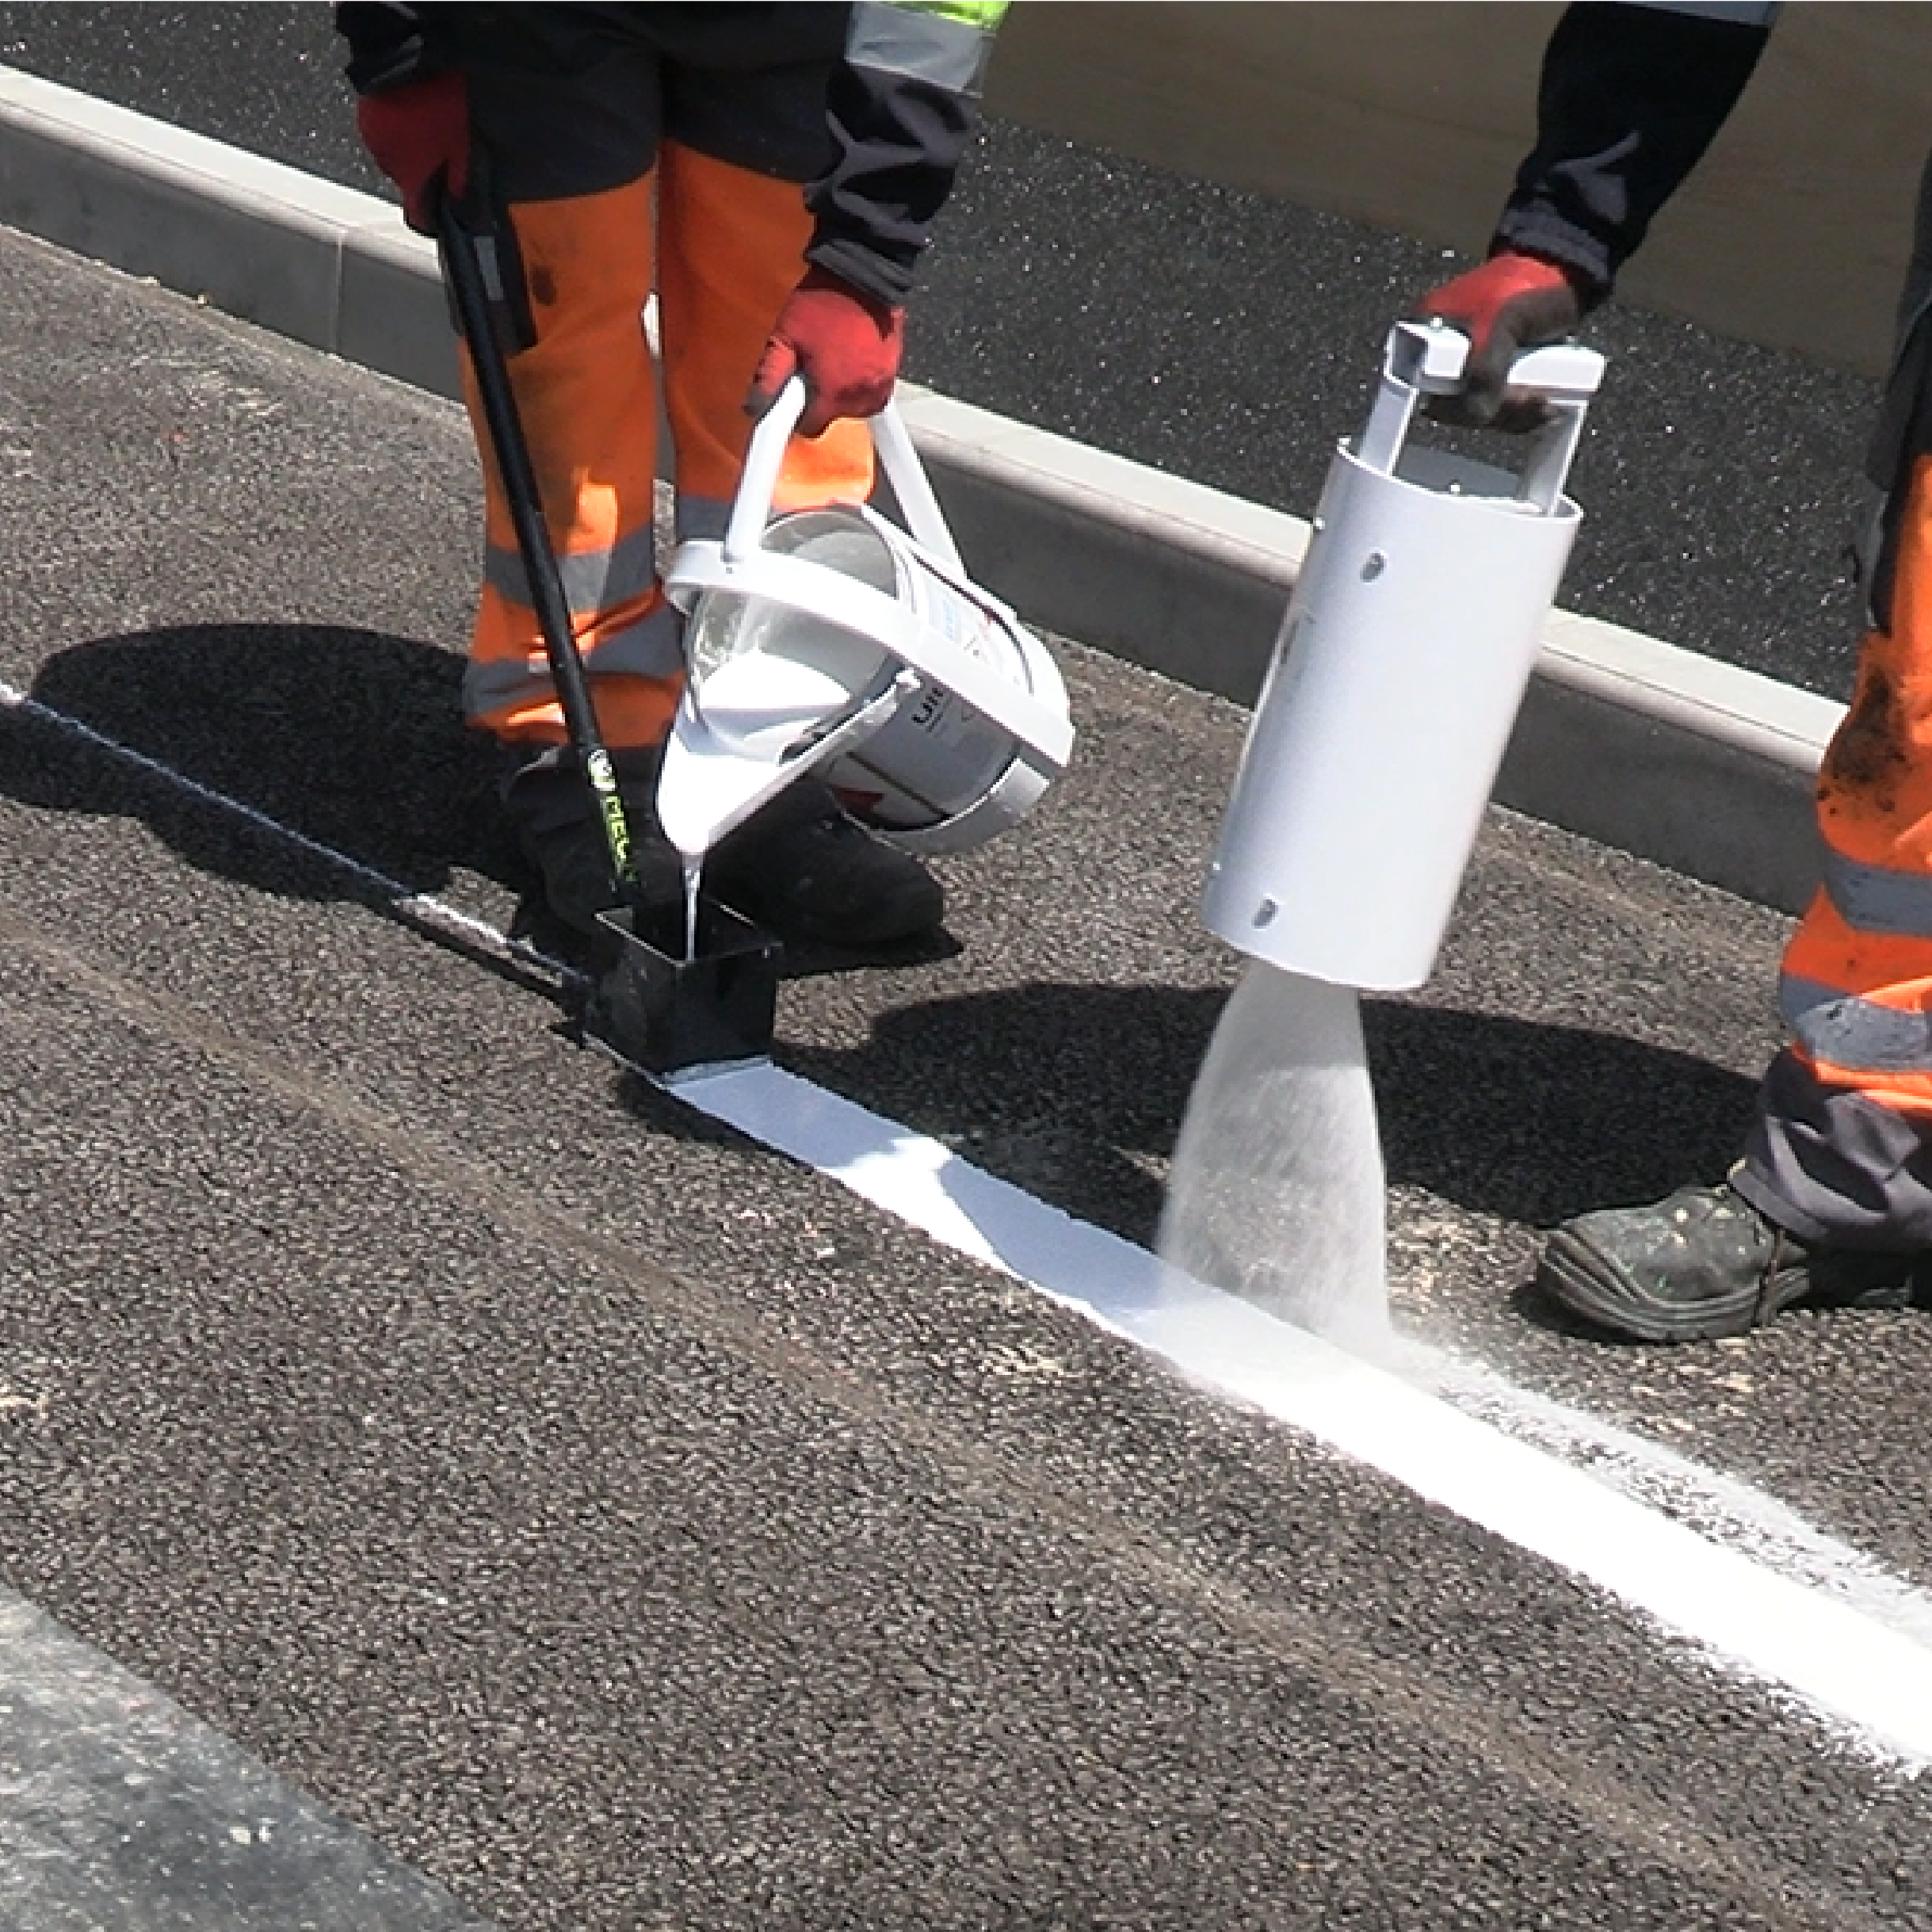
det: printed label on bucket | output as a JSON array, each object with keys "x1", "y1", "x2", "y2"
[{"x1": 799, "y1": 513, "x2": 1042, "y2": 833}]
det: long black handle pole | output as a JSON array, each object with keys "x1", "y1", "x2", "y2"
[{"x1": 437, "y1": 198, "x2": 640, "y2": 903}]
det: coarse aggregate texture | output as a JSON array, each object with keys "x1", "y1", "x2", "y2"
[
  {"x1": 6, "y1": 208, "x2": 1932, "y2": 1930},
  {"x1": 0, "y1": 0, "x2": 1884, "y2": 697}
]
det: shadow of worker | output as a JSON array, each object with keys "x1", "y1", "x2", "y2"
[
  {"x1": 773, "y1": 979, "x2": 1762, "y2": 1255},
  {"x1": 1, "y1": 622, "x2": 516, "y2": 904}
]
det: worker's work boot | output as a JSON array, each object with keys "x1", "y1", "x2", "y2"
[
  {"x1": 499, "y1": 743, "x2": 682, "y2": 937},
  {"x1": 708, "y1": 776, "x2": 944, "y2": 946},
  {"x1": 1537, "y1": 1178, "x2": 1926, "y2": 1344}
]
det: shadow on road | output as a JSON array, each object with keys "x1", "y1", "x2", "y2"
[
  {"x1": 13, "y1": 633, "x2": 1759, "y2": 1251},
  {"x1": 771, "y1": 981, "x2": 1761, "y2": 1245},
  {"x1": 0, "y1": 622, "x2": 517, "y2": 901},
  {"x1": 2, "y1": 622, "x2": 976, "y2": 998}
]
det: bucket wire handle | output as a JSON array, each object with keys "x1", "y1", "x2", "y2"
[
  {"x1": 869, "y1": 401, "x2": 965, "y2": 575},
  {"x1": 724, "y1": 376, "x2": 965, "y2": 575}
]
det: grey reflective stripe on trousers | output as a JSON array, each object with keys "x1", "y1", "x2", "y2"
[
  {"x1": 1781, "y1": 974, "x2": 1932, "y2": 1075},
  {"x1": 675, "y1": 493, "x2": 731, "y2": 544},
  {"x1": 485, "y1": 521, "x2": 659, "y2": 620},
  {"x1": 1823, "y1": 848, "x2": 1932, "y2": 939},
  {"x1": 1739, "y1": 1048, "x2": 1932, "y2": 1251},
  {"x1": 846, "y1": 2, "x2": 996, "y2": 90},
  {"x1": 463, "y1": 601, "x2": 685, "y2": 720}
]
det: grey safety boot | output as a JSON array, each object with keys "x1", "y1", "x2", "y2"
[
  {"x1": 707, "y1": 776, "x2": 944, "y2": 946},
  {"x1": 1537, "y1": 1178, "x2": 1926, "y2": 1344},
  {"x1": 500, "y1": 743, "x2": 682, "y2": 937}
]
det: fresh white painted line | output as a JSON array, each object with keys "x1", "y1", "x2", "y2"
[
  {"x1": 676, "y1": 1056, "x2": 1932, "y2": 1769},
  {"x1": 1431, "y1": 1353, "x2": 1932, "y2": 1648},
  {"x1": 17, "y1": 676, "x2": 1932, "y2": 1767}
]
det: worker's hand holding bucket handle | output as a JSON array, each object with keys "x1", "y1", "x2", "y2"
[
  {"x1": 1411, "y1": 250, "x2": 1590, "y2": 430},
  {"x1": 747, "y1": 267, "x2": 907, "y2": 437},
  {"x1": 727, "y1": 376, "x2": 963, "y2": 575}
]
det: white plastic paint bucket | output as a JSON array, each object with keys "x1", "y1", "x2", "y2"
[
  {"x1": 1202, "y1": 323, "x2": 1606, "y2": 992},
  {"x1": 660, "y1": 381, "x2": 1074, "y2": 859}
]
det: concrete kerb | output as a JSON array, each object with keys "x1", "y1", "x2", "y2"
[{"x1": 0, "y1": 63, "x2": 1836, "y2": 916}]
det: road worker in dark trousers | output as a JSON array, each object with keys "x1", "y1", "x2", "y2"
[
  {"x1": 1418, "y1": 0, "x2": 1932, "y2": 1340},
  {"x1": 335, "y1": 2, "x2": 1006, "y2": 945}
]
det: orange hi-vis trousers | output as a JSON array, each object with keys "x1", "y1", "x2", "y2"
[
  {"x1": 1738, "y1": 454, "x2": 1932, "y2": 1246},
  {"x1": 460, "y1": 145, "x2": 873, "y2": 751}
]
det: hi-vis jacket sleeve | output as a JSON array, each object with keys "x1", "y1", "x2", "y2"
[
  {"x1": 806, "y1": 0, "x2": 1010, "y2": 307},
  {"x1": 1493, "y1": 2, "x2": 1779, "y2": 300}
]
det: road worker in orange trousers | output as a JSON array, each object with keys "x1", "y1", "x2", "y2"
[
  {"x1": 336, "y1": 2, "x2": 1007, "y2": 945},
  {"x1": 1418, "y1": 0, "x2": 1932, "y2": 1340}
]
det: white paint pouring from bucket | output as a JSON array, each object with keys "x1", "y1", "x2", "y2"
[{"x1": 1158, "y1": 964, "x2": 1391, "y2": 1350}]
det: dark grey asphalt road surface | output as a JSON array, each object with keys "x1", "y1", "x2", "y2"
[
  {"x1": 0, "y1": 2, "x2": 1883, "y2": 700},
  {"x1": 6, "y1": 210, "x2": 1932, "y2": 1928}
]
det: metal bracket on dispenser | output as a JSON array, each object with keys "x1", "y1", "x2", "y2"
[{"x1": 1385, "y1": 319, "x2": 1603, "y2": 403}]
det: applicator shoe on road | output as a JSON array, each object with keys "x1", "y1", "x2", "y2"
[
  {"x1": 501, "y1": 745, "x2": 943, "y2": 947},
  {"x1": 1537, "y1": 1178, "x2": 1932, "y2": 1343}
]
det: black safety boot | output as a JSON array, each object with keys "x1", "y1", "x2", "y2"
[
  {"x1": 1537, "y1": 1179, "x2": 1926, "y2": 1344},
  {"x1": 707, "y1": 776, "x2": 944, "y2": 946},
  {"x1": 499, "y1": 743, "x2": 682, "y2": 937}
]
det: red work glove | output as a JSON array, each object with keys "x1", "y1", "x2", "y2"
[
  {"x1": 747, "y1": 268, "x2": 907, "y2": 438},
  {"x1": 356, "y1": 70, "x2": 470, "y2": 236},
  {"x1": 1414, "y1": 250, "x2": 1586, "y2": 429}
]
